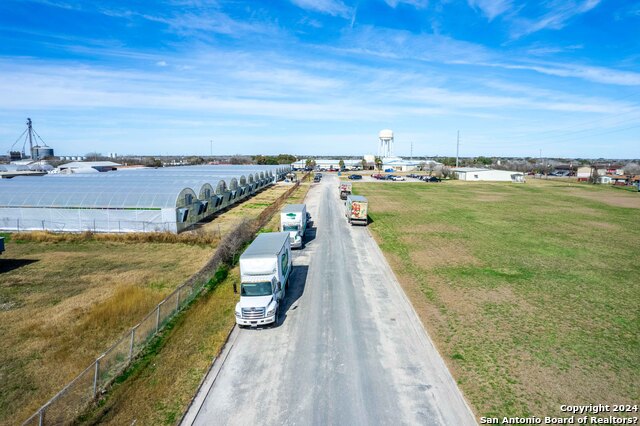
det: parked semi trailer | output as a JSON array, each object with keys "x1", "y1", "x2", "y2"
[
  {"x1": 235, "y1": 232, "x2": 292, "y2": 328},
  {"x1": 345, "y1": 195, "x2": 368, "y2": 226},
  {"x1": 280, "y1": 204, "x2": 308, "y2": 249},
  {"x1": 339, "y1": 182, "x2": 352, "y2": 200}
]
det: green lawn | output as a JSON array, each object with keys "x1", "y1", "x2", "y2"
[{"x1": 355, "y1": 180, "x2": 639, "y2": 419}]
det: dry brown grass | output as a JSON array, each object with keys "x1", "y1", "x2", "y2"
[
  {"x1": 0, "y1": 241, "x2": 212, "y2": 425},
  {"x1": 83, "y1": 268, "x2": 239, "y2": 426},
  {"x1": 560, "y1": 187, "x2": 640, "y2": 208},
  {"x1": 14, "y1": 229, "x2": 220, "y2": 245}
]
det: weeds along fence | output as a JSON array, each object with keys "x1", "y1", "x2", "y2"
[{"x1": 22, "y1": 180, "x2": 302, "y2": 426}]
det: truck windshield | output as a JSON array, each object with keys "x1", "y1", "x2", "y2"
[
  {"x1": 241, "y1": 282, "x2": 272, "y2": 297},
  {"x1": 283, "y1": 225, "x2": 299, "y2": 232}
]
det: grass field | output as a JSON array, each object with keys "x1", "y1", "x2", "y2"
[
  {"x1": 355, "y1": 179, "x2": 640, "y2": 419},
  {"x1": 0, "y1": 183, "x2": 295, "y2": 425}
]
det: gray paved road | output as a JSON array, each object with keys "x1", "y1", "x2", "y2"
[{"x1": 183, "y1": 174, "x2": 476, "y2": 426}]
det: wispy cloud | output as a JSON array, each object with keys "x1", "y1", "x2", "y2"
[
  {"x1": 384, "y1": 0, "x2": 429, "y2": 9},
  {"x1": 510, "y1": 0, "x2": 602, "y2": 38},
  {"x1": 488, "y1": 61, "x2": 640, "y2": 86},
  {"x1": 141, "y1": 10, "x2": 276, "y2": 37},
  {"x1": 289, "y1": 0, "x2": 351, "y2": 18},
  {"x1": 467, "y1": 0, "x2": 513, "y2": 21}
]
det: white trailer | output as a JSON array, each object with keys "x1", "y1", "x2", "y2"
[
  {"x1": 235, "y1": 232, "x2": 292, "y2": 327},
  {"x1": 280, "y1": 204, "x2": 308, "y2": 249},
  {"x1": 345, "y1": 195, "x2": 368, "y2": 226}
]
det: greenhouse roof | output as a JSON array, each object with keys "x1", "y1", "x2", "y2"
[{"x1": 0, "y1": 165, "x2": 289, "y2": 209}]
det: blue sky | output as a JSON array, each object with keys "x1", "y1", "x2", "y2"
[{"x1": 0, "y1": 0, "x2": 638, "y2": 158}]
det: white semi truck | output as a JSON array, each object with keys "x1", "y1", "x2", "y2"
[
  {"x1": 280, "y1": 204, "x2": 308, "y2": 249},
  {"x1": 235, "y1": 232, "x2": 292, "y2": 328}
]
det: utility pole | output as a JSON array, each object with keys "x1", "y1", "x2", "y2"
[{"x1": 456, "y1": 130, "x2": 460, "y2": 167}]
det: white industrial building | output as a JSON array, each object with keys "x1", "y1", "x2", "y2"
[
  {"x1": 454, "y1": 168, "x2": 525, "y2": 182},
  {"x1": 291, "y1": 159, "x2": 363, "y2": 170}
]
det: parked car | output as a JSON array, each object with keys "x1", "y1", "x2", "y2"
[
  {"x1": 348, "y1": 174, "x2": 362, "y2": 180},
  {"x1": 424, "y1": 176, "x2": 441, "y2": 182},
  {"x1": 372, "y1": 173, "x2": 383, "y2": 179},
  {"x1": 384, "y1": 168, "x2": 394, "y2": 173},
  {"x1": 391, "y1": 176, "x2": 406, "y2": 181}
]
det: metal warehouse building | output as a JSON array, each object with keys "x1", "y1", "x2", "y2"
[
  {"x1": 0, "y1": 165, "x2": 289, "y2": 233},
  {"x1": 453, "y1": 168, "x2": 525, "y2": 182}
]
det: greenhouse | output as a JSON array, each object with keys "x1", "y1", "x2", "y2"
[{"x1": 0, "y1": 165, "x2": 289, "y2": 233}]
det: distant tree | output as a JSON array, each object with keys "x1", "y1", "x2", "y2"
[
  {"x1": 441, "y1": 157, "x2": 457, "y2": 166},
  {"x1": 338, "y1": 159, "x2": 345, "y2": 170},
  {"x1": 186, "y1": 156, "x2": 206, "y2": 165},
  {"x1": 230, "y1": 155, "x2": 252, "y2": 165},
  {"x1": 85, "y1": 152, "x2": 103, "y2": 160},
  {"x1": 475, "y1": 156, "x2": 493, "y2": 166},
  {"x1": 417, "y1": 161, "x2": 426, "y2": 171},
  {"x1": 374, "y1": 156, "x2": 383, "y2": 171},
  {"x1": 589, "y1": 164, "x2": 599, "y2": 184},
  {"x1": 441, "y1": 167, "x2": 452, "y2": 179},
  {"x1": 276, "y1": 154, "x2": 297, "y2": 164},
  {"x1": 144, "y1": 157, "x2": 163, "y2": 168},
  {"x1": 361, "y1": 158, "x2": 368, "y2": 170},
  {"x1": 623, "y1": 162, "x2": 640, "y2": 175}
]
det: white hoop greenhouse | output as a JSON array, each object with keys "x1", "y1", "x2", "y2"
[{"x1": 0, "y1": 165, "x2": 290, "y2": 233}]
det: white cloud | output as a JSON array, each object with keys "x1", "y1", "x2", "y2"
[
  {"x1": 156, "y1": 60, "x2": 168, "y2": 67},
  {"x1": 289, "y1": 0, "x2": 351, "y2": 18},
  {"x1": 467, "y1": 0, "x2": 513, "y2": 21},
  {"x1": 510, "y1": 0, "x2": 602, "y2": 38},
  {"x1": 492, "y1": 62, "x2": 640, "y2": 86},
  {"x1": 385, "y1": 0, "x2": 429, "y2": 9}
]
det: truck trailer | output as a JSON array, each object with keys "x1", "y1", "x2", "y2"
[
  {"x1": 339, "y1": 182, "x2": 352, "y2": 200},
  {"x1": 280, "y1": 204, "x2": 308, "y2": 249},
  {"x1": 345, "y1": 195, "x2": 368, "y2": 226},
  {"x1": 235, "y1": 232, "x2": 292, "y2": 327}
]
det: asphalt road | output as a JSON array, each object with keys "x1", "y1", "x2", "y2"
[{"x1": 183, "y1": 174, "x2": 476, "y2": 426}]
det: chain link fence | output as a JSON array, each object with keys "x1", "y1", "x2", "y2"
[{"x1": 22, "y1": 179, "x2": 302, "y2": 426}]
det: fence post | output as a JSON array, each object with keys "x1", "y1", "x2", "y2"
[
  {"x1": 41, "y1": 220, "x2": 45, "y2": 230},
  {"x1": 176, "y1": 289, "x2": 180, "y2": 311},
  {"x1": 17, "y1": 218, "x2": 19, "y2": 232},
  {"x1": 118, "y1": 220, "x2": 121, "y2": 233},
  {"x1": 155, "y1": 302, "x2": 163, "y2": 333},
  {"x1": 93, "y1": 356, "x2": 103, "y2": 397},
  {"x1": 129, "y1": 326, "x2": 137, "y2": 361},
  {"x1": 38, "y1": 406, "x2": 45, "y2": 426}
]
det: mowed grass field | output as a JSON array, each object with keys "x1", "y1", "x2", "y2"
[
  {"x1": 355, "y1": 179, "x2": 639, "y2": 418},
  {"x1": 0, "y1": 183, "x2": 293, "y2": 425}
]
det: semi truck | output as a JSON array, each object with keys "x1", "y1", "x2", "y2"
[
  {"x1": 235, "y1": 232, "x2": 292, "y2": 328},
  {"x1": 339, "y1": 182, "x2": 352, "y2": 200},
  {"x1": 345, "y1": 195, "x2": 368, "y2": 226},
  {"x1": 280, "y1": 204, "x2": 308, "y2": 249}
]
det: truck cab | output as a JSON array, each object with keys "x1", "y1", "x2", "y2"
[
  {"x1": 280, "y1": 204, "x2": 307, "y2": 249},
  {"x1": 236, "y1": 277, "x2": 284, "y2": 327}
]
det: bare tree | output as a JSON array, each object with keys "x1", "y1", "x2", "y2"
[{"x1": 623, "y1": 162, "x2": 640, "y2": 175}]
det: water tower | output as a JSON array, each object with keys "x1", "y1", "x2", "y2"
[{"x1": 378, "y1": 129, "x2": 394, "y2": 158}]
